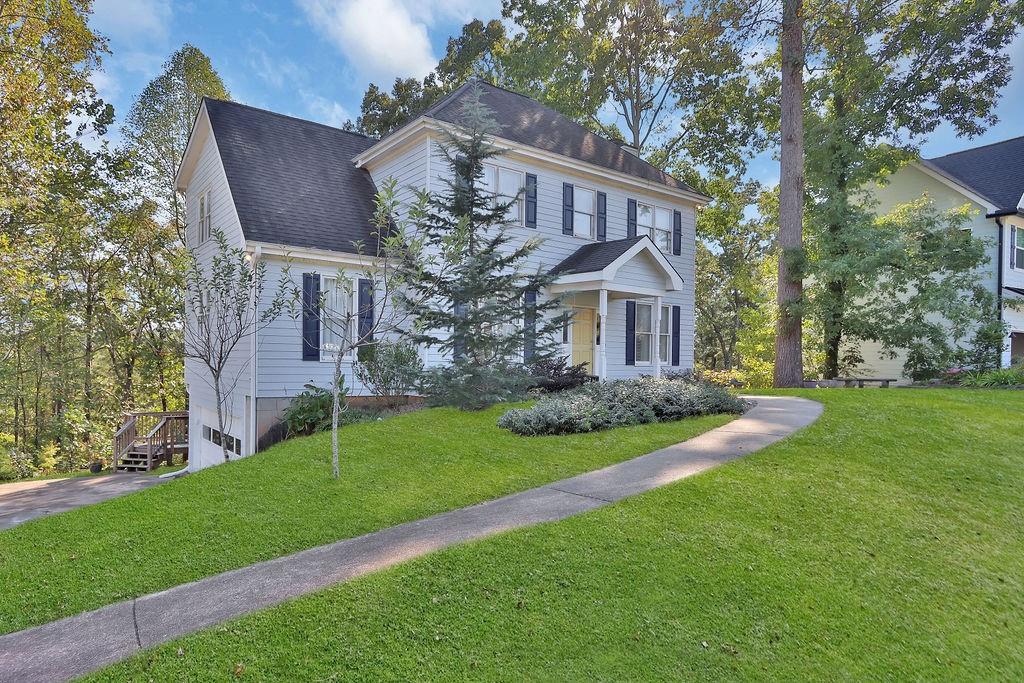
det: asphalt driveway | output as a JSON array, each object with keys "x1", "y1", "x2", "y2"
[{"x1": 0, "y1": 474, "x2": 166, "y2": 531}]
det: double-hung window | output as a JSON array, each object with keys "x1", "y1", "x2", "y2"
[
  {"x1": 197, "y1": 189, "x2": 212, "y2": 244},
  {"x1": 637, "y1": 202, "x2": 672, "y2": 252},
  {"x1": 482, "y1": 164, "x2": 525, "y2": 225},
  {"x1": 1013, "y1": 225, "x2": 1024, "y2": 270},
  {"x1": 573, "y1": 186, "x2": 596, "y2": 238},
  {"x1": 659, "y1": 305, "x2": 671, "y2": 363},
  {"x1": 635, "y1": 303, "x2": 653, "y2": 363},
  {"x1": 654, "y1": 208, "x2": 672, "y2": 252},
  {"x1": 320, "y1": 276, "x2": 352, "y2": 360}
]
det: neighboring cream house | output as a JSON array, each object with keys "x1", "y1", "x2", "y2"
[
  {"x1": 858, "y1": 136, "x2": 1024, "y2": 381},
  {"x1": 174, "y1": 82, "x2": 706, "y2": 470}
]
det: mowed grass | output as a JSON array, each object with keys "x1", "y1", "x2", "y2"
[
  {"x1": 92, "y1": 389, "x2": 1024, "y2": 681},
  {"x1": 0, "y1": 403, "x2": 735, "y2": 634}
]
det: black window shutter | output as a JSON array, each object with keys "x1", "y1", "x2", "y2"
[
  {"x1": 562, "y1": 183, "x2": 574, "y2": 235},
  {"x1": 625, "y1": 300, "x2": 636, "y2": 366},
  {"x1": 596, "y1": 191, "x2": 607, "y2": 241},
  {"x1": 453, "y1": 301, "x2": 466, "y2": 360},
  {"x1": 627, "y1": 198, "x2": 637, "y2": 238},
  {"x1": 525, "y1": 174, "x2": 538, "y2": 228},
  {"x1": 671, "y1": 305, "x2": 681, "y2": 366},
  {"x1": 1012, "y1": 226, "x2": 1017, "y2": 269},
  {"x1": 523, "y1": 290, "x2": 537, "y2": 362},
  {"x1": 358, "y1": 278, "x2": 374, "y2": 344},
  {"x1": 672, "y1": 210, "x2": 682, "y2": 256},
  {"x1": 301, "y1": 273, "x2": 320, "y2": 360}
]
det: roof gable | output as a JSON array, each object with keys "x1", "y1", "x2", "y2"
[
  {"x1": 418, "y1": 81, "x2": 700, "y2": 196},
  {"x1": 550, "y1": 236, "x2": 683, "y2": 291},
  {"x1": 203, "y1": 98, "x2": 381, "y2": 254},
  {"x1": 923, "y1": 136, "x2": 1024, "y2": 213}
]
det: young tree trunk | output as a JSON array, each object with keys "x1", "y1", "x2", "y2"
[
  {"x1": 773, "y1": 0, "x2": 805, "y2": 388},
  {"x1": 330, "y1": 347, "x2": 345, "y2": 479},
  {"x1": 212, "y1": 371, "x2": 229, "y2": 462}
]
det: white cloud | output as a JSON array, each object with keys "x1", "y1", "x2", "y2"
[
  {"x1": 301, "y1": 92, "x2": 353, "y2": 128},
  {"x1": 297, "y1": 0, "x2": 438, "y2": 83},
  {"x1": 91, "y1": 0, "x2": 172, "y2": 49},
  {"x1": 250, "y1": 48, "x2": 307, "y2": 89}
]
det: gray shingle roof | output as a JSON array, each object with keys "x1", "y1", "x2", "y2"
[
  {"x1": 423, "y1": 81, "x2": 701, "y2": 196},
  {"x1": 204, "y1": 98, "x2": 380, "y2": 254},
  {"x1": 922, "y1": 136, "x2": 1024, "y2": 214},
  {"x1": 548, "y1": 236, "x2": 647, "y2": 276}
]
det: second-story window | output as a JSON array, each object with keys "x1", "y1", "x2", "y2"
[
  {"x1": 637, "y1": 202, "x2": 672, "y2": 252},
  {"x1": 573, "y1": 186, "x2": 596, "y2": 238},
  {"x1": 197, "y1": 189, "x2": 212, "y2": 244},
  {"x1": 482, "y1": 164, "x2": 525, "y2": 225}
]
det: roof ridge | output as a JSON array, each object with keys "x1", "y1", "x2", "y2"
[
  {"x1": 203, "y1": 96, "x2": 376, "y2": 142},
  {"x1": 926, "y1": 134, "x2": 1024, "y2": 162}
]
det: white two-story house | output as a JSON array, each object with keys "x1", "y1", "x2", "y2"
[
  {"x1": 856, "y1": 135, "x2": 1024, "y2": 381},
  {"x1": 174, "y1": 81, "x2": 707, "y2": 470}
]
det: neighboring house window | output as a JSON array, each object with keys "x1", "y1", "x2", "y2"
[
  {"x1": 637, "y1": 202, "x2": 673, "y2": 251},
  {"x1": 320, "y1": 275, "x2": 353, "y2": 360},
  {"x1": 659, "y1": 305, "x2": 671, "y2": 363},
  {"x1": 635, "y1": 302, "x2": 653, "y2": 363},
  {"x1": 1013, "y1": 225, "x2": 1024, "y2": 270},
  {"x1": 197, "y1": 189, "x2": 212, "y2": 244},
  {"x1": 573, "y1": 186, "x2": 596, "y2": 238},
  {"x1": 482, "y1": 164, "x2": 525, "y2": 225}
]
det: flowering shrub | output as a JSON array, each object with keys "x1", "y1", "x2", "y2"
[{"x1": 497, "y1": 377, "x2": 748, "y2": 436}]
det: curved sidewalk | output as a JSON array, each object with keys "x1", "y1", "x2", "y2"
[{"x1": 0, "y1": 395, "x2": 822, "y2": 683}]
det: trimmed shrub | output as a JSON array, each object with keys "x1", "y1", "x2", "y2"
[
  {"x1": 498, "y1": 377, "x2": 748, "y2": 436},
  {"x1": 280, "y1": 379, "x2": 378, "y2": 437},
  {"x1": 528, "y1": 356, "x2": 594, "y2": 393}
]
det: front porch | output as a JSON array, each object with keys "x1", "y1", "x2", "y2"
[{"x1": 548, "y1": 236, "x2": 685, "y2": 380}]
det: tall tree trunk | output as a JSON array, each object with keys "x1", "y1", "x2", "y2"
[
  {"x1": 822, "y1": 95, "x2": 850, "y2": 379},
  {"x1": 773, "y1": 0, "x2": 805, "y2": 388}
]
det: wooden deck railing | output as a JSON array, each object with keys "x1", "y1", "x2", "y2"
[{"x1": 112, "y1": 411, "x2": 189, "y2": 471}]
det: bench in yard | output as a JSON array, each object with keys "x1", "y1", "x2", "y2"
[{"x1": 837, "y1": 377, "x2": 897, "y2": 388}]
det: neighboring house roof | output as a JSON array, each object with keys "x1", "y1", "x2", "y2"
[
  {"x1": 549, "y1": 236, "x2": 647, "y2": 276},
  {"x1": 204, "y1": 98, "x2": 381, "y2": 254},
  {"x1": 418, "y1": 81, "x2": 701, "y2": 196},
  {"x1": 921, "y1": 135, "x2": 1024, "y2": 214}
]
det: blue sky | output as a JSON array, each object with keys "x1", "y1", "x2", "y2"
[{"x1": 89, "y1": 0, "x2": 1022, "y2": 187}]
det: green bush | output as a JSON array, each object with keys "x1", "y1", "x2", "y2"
[
  {"x1": 0, "y1": 434, "x2": 39, "y2": 481},
  {"x1": 528, "y1": 356, "x2": 593, "y2": 393},
  {"x1": 354, "y1": 341, "x2": 423, "y2": 407},
  {"x1": 421, "y1": 361, "x2": 533, "y2": 410},
  {"x1": 283, "y1": 381, "x2": 347, "y2": 436},
  {"x1": 498, "y1": 377, "x2": 748, "y2": 436},
  {"x1": 959, "y1": 364, "x2": 1024, "y2": 388}
]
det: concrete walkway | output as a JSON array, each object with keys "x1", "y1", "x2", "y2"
[
  {"x1": 0, "y1": 395, "x2": 822, "y2": 683},
  {"x1": 0, "y1": 473, "x2": 164, "y2": 531}
]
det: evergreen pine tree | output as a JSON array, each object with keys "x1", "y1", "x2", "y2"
[{"x1": 399, "y1": 84, "x2": 568, "y2": 408}]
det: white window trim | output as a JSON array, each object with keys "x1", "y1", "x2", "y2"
[
  {"x1": 659, "y1": 304, "x2": 671, "y2": 364},
  {"x1": 635, "y1": 302, "x2": 654, "y2": 366},
  {"x1": 637, "y1": 201, "x2": 673, "y2": 253},
  {"x1": 1012, "y1": 225, "x2": 1024, "y2": 272},
  {"x1": 194, "y1": 188, "x2": 213, "y2": 245},
  {"x1": 483, "y1": 163, "x2": 525, "y2": 227},
  {"x1": 573, "y1": 184, "x2": 597, "y2": 240},
  {"x1": 320, "y1": 274, "x2": 357, "y2": 363}
]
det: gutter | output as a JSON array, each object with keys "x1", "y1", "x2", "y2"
[{"x1": 996, "y1": 217, "x2": 1005, "y2": 368}]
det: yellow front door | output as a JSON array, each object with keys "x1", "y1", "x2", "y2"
[{"x1": 572, "y1": 308, "x2": 595, "y2": 372}]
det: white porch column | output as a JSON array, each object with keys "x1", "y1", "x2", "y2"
[
  {"x1": 598, "y1": 288, "x2": 608, "y2": 380},
  {"x1": 653, "y1": 295, "x2": 663, "y2": 378}
]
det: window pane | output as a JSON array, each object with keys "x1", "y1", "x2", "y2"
[
  {"x1": 498, "y1": 168, "x2": 521, "y2": 197},
  {"x1": 481, "y1": 165, "x2": 496, "y2": 195},
  {"x1": 638, "y1": 203, "x2": 653, "y2": 228},
  {"x1": 636, "y1": 334, "x2": 652, "y2": 363},
  {"x1": 657, "y1": 229, "x2": 672, "y2": 251},
  {"x1": 574, "y1": 187, "x2": 594, "y2": 213},
  {"x1": 505, "y1": 200, "x2": 522, "y2": 223},
  {"x1": 573, "y1": 211, "x2": 592, "y2": 236},
  {"x1": 655, "y1": 207, "x2": 672, "y2": 230},
  {"x1": 636, "y1": 304, "x2": 652, "y2": 333},
  {"x1": 661, "y1": 306, "x2": 670, "y2": 329},
  {"x1": 322, "y1": 277, "x2": 349, "y2": 353},
  {"x1": 659, "y1": 334, "x2": 669, "y2": 362}
]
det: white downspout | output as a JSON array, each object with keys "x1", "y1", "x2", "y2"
[{"x1": 249, "y1": 244, "x2": 261, "y2": 456}]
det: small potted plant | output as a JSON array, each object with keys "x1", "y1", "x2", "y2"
[{"x1": 89, "y1": 459, "x2": 104, "y2": 474}]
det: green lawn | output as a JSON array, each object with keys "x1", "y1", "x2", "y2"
[
  {"x1": 0, "y1": 403, "x2": 734, "y2": 635},
  {"x1": 91, "y1": 389, "x2": 1024, "y2": 681}
]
